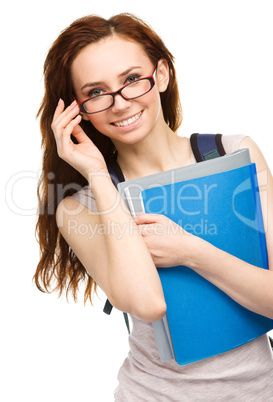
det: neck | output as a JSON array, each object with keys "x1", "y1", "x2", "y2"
[{"x1": 114, "y1": 125, "x2": 191, "y2": 180}]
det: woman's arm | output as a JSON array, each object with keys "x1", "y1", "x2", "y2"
[
  {"x1": 53, "y1": 100, "x2": 166, "y2": 322},
  {"x1": 135, "y1": 137, "x2": 273, "y2": 319},
  {"x1": 191, "y1": 137, "x2": 273, "y2": 318},
  {"x1": 56, "y1": 192, "x2": 166, "y2": 322},
  {"x1": 188, "y1": 237, "x2": 273, "y2": 318},
  {"x1": 91, "y1": 173, "x2": 167, "y2": 320}
]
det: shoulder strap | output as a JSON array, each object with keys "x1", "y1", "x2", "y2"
[
  {"x1": 190, "y1": 133, "x2": 226, "y2": 162},
  {"x1": 104, "y1": 134, "x2": 226, "y2": 335},
  {"x1": 269, "y1": 335, "x2": 273, "y2": 350},
  {"x1": 107, "y1": 157, "x2": 125, "y2": 185}
]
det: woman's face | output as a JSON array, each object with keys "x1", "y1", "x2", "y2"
[{"x1": 71, "y1": 36, "x2": 169, "y2": 146}]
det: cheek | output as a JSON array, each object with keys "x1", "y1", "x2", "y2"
[
  {"x1": 86, "y1": 114, "x2": 106, "y2": 131},
  {"x1": 149, "y1": 87, "x2": 162, "y2": 110},
  {"x1": 147, "y1": 91, "x2": 162, "y2": 120}
]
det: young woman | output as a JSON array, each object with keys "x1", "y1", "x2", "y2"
[{"x1": 35, "y1": 13, "x2": 273, "y2": 400}]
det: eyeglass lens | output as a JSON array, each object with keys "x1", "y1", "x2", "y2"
[{"x1": 83, "y1": 78, "x2": 153, "y2": 113}]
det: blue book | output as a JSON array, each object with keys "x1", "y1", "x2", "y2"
[
  {"x1": 141, "y1": 163, "x2": 272, "y2": 365},
  {"x1": 118, "y1": 149, "x2": 252, "y2": 361}
]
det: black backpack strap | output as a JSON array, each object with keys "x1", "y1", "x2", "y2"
[
  {"x1": 269, "y1": 335, "x2": 273, "y2": 350},
  {"x1": 107, "y1": 157, "x2": 126, "y2": 185},
  {"x1": 104, "y1": 158, "x2": 130, "y2": 334},
  {"x1": 190, "y1": 133, "x2": 226, "y2": 162},
  {"x1": 103, "y1": 299, "x2": 113, "y2": 315}
]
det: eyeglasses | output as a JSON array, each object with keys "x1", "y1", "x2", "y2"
[{"x1": 73, "y1": 64, "x2": 158, "y2": 114}]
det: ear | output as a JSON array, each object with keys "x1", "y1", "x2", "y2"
[{"x1": 156, "y1": 59, "x2": 169, "y2": 93}]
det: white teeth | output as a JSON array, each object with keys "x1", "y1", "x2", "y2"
[{"x1": 114, "y1": 111, "x2": 142, "y2": 127}]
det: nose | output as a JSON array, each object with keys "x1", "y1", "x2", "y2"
[{"x1": 111, "y1": 93, "x2": 131, "y2": 113}]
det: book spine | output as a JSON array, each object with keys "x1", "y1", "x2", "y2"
[{"x1": 249, "y1": 163, "x2": 268, "y2": 269}]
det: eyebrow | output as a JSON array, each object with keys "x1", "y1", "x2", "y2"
[{"x1": 80, "y1": 66, "x2": 142, "y2": 91}]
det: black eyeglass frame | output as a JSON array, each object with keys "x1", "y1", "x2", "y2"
[{"x1": 73, "y1": 64, "x2": 158, "y2": 114}]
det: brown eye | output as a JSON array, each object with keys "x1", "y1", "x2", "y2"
[
  {"x1": 88, "y1": 88, "x2": 104, "y2": 98},
  {"x1": 125, "y1": 74, "x2": 141, "y2": 84}
]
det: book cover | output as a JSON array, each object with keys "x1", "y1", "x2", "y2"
[{"x1": 141, "y1": 163, "x2": 272, "y2": 365}]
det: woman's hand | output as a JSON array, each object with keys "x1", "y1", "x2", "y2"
[
  {"x1": 51, "y1": 99, "x2": 107, "y2": 180},
  {"x1": 134, "y1": 213, "x2": 200, "y2": 268}
]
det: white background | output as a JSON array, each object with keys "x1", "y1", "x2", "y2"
[{"x1": 1, "y1": 0, "x2": 273, "y2": 401}]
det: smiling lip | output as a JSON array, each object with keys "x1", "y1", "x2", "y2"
[{"x1": 111, "y1": 111, "x2": 142, "y2": 127}]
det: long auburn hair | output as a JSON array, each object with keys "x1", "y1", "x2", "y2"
[{"x1": 34, "y1": 13, "x2": 183, "y2": 304}]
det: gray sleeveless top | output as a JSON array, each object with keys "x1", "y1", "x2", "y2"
[{"x1": 72, "y1": 135, "x2": 273, "y2": 401}]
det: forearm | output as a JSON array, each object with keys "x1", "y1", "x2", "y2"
[
  {"x1": 90, "y1": 172, "x2": 166, "y2": 320},
  {"x1": 189, "y1": 238, "x2": 273, "y2": 319}
]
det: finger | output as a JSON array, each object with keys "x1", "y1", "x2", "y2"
[
  {"x1": 52, "y1": 98, "x2": 65, "y2": 122},
  {"x1": 138, "y1": 224, "x2": 154, "y2": 235},
  {"x1": 71, "y1": 117, "x2": 91, "y2": 144},
  {"x1": 138, "y1": 223, "x2": 164, "y2": 236},
  {"x1": 56, "y1": 115, "x2": 83, "y2": 155},
  {"x1": 134, "y1": 213, "x2": 162, "y2": 225},
  {"x1": 52, "y1": 100, "x2": 80, "y2": 132},
  {"x1": 52, "y1": 108, "x2": 80, "y2": 148},
  {"x1": 63, "y1": 114, "x2": 82, "y2": 134}
]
